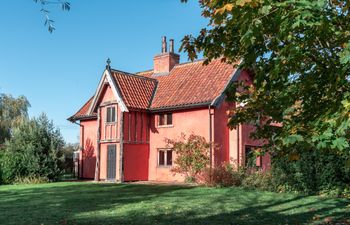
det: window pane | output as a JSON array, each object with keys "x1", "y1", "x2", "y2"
[
  {"x1": 166, "y1": 150, "x2": 172, "y2": 166},
  {"x1": 111, "y1": 107, "x2": 116, "y2": 122},
  {"x1": 106, "y1": 107, "x2": 116, "y2": 122},
  {"x1": 158, "y1": 151, "x2": 165, "y2": 166},
  {"x1": 107, "y1": 107, "x2": 111, "y2": 122},
  {"x1": 166, "y1": 113, "x2": 172, "y2": 125},
  {"x1": 159, "y1": 114, "x2": 165, "y2": 126}
]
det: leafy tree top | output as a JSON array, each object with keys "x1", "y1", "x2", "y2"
[{"x1": 181, "y1": 0, "x2": 350, "y2": 153}]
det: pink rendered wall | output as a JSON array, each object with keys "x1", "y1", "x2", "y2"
[
  {"x1": 80, "y1": 119, "x2": 97, "y2": 179},
  {"x1": 149, "y1": 108, "x2": 210, "y2": 182},
  {"x1": 213, "y1": 101, "x2": 231, "y2": 165}
]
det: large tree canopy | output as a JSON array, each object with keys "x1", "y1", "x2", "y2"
[
  {"x1": 0, "y1": 94, "x2": 30, "y2": 144},
  {"x1": 181, "y1": 0, "x2": 350, "y2": 156}
]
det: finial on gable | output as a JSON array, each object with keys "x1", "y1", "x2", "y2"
[{"x1": 106, "y1": 58, "x2": 111, "y2": 70}]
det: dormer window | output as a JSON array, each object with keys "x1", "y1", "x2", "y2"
[
  {"x1": 158, "y1": 113, "x2": 172, "y2": 126},
  {"x1": 106, "y1": 106, "x2": 116, "y2": 123}
]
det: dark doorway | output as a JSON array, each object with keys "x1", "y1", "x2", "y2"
[{"x1": 107, "y1": 145, "x2": 116, "y2": 180}]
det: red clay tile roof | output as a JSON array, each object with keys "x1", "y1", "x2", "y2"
[
  {"x1": 68, "y1": 96, "x2": 96, "y2": 121},
  {"x1": 111, "y1": 70, "x2": 157, "y2": 110},
  {"x1": 70, "y1": 59, "x2": 237, "y2": 121},
  {"x1": 138, "y1": 59, "x2": 237, "y2": 110}
]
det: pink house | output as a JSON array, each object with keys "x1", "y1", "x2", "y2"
[{"x1": 68, "y1": 37, "x2": 270, "y2": 182}]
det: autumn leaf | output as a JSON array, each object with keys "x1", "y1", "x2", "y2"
[
  {"x1": 288, "y1": 153, "x2": 300, "y2": 161},
  {"x1": 236, "y1": 0, "x2": 253, "y2": 7},
  {"x1": 215, "y1": 3, "x2": 233, "y2": 15}
]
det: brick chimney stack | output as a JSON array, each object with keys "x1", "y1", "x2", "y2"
[{"x1": 153, "y1": 36, "x2": 180, "y2": 75}]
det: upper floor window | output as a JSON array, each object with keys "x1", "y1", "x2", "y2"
[
  {"x1": 106, "y1": 106, "x2": 116, "y2": 123},
  {"x1": 158, "y1": 113, "x2": 172, "y2": 126}
]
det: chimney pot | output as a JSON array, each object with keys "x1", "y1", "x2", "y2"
[
  {"x1": 161, "y1": 36, "x2": 167, "y2": 53},
  {"x1": 169, "y1": 39, "x2": 174, "y2": 53}
]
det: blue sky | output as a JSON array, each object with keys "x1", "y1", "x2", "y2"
[{"x1": 0, "y1": 1, "x2": 207, "y2": 143}]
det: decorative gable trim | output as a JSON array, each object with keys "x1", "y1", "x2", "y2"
[{"x1": 88, "y1": 69, "x2": 129, "y2": 114}]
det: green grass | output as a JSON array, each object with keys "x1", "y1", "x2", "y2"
[{"x1": 0, "y1": 182, "x2": 349, "y2": 225}]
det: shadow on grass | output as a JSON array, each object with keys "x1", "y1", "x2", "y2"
[{"x1": 0, "y1": 182, "x2": 349, "y2": 225}]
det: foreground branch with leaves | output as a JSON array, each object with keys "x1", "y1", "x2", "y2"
[
  {"x1": 181, "y1": 0, "x2": 350, "y2": 158},
  {"x1": 33, "y1": 0, "x2": 70, "y2": 33}
]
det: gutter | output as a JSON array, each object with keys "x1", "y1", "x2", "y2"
[{"x1": 150, "y1": 101, "x2": 212, "y2": 113}]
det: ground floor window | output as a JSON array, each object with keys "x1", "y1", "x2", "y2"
[
  {"x1": 245, "y1": 146, "x2": 262, "y2": 168},
  {"x1": 158, "y1": 149, "x2": 173, "y2": 166}
]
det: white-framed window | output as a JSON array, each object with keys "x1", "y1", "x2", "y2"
[
  {"x1": 158, "y1": 113, "x2": 173, "y2": 126},
  {"x1": 158, "y1": 149, "x2": 173, "y2": 166},
  {"x1": 106, "y1": 106, "x2": 116, "y2": 123}
]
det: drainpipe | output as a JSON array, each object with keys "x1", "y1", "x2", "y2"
[
  {"x1": 208, "y1": 105, "x2": 213, "y2": 181},
  {"x1": 71, "y1": 120, "x2": 84, "y2": 179}
]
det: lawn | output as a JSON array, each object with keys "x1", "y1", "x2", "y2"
[{"x1": 0, "y1": 182, "x2": 349, "y2": 225}]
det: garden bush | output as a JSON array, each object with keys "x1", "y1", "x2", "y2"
[
  {"x1": 13, "y1": 175, "x2": 49, "y2": 185},
  {"x1": 271, "y1": 149, "x2": 350, "y2": 195},
  {"x1": 166, "y1": 134, "x2": 210, "y2": 182},
  {"x1": 0, "y1": 151, "x2": 3, "y2": 184},
  {"x1": 0, "y1": 114, "x2": 64, "y2": 184},
  {"x1": 241, "y1": 171, "x2": 275, "y2": 191},
  {"x1": 199, "y1": 162, "x2": 245, "y2": 187}
]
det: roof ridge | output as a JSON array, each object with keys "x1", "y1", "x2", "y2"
[
  {"x1": 111, "y1": 68, "x2": 157, "y2": 82},
  {"x1": 173, "y1": 58, "x2": 206, "y2": 68},
  {"x1": 135, "y1": 58, "x2": 208, "y2": 75},
  {"x1": 135, "y1": 69, "x2": 153, "y2": 75}
]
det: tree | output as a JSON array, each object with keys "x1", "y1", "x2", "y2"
[
  {"x1": 166, "y1": 134, "x2": 211, "y2": 182},
  {"x1": 0, "y1": 94, "x2": 30, "y2": 145},
  {"x1": 1, "y1": 113, "x2": 64, "y2": 184},
  {"x1": 181, "y1": 0, "x2": 350, "y2": 156},
  {"x1": 33, "y1": 0, "x2": 70, "y2": 33}
]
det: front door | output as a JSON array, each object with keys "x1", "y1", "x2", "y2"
[{"x1": 107, "y1": 145, "x2": 116, "y2": 180}]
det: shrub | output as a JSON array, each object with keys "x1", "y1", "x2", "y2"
[
  {"x1": 0, "y1": 151, "x2": 3, "y2": 185},
  {"x1": 0, "y1": 114, "x2": 64, "y2": 184},
  {"x1": 166, "y1": 134, "x2": 211, "y2": 182},
  {"x1": 271, "y1": 149, "x2": 350, "y2": 195},
  {"x1": 241, "y1": 171, "x2": 275, "y2": 191},
  {"x1": 199, "y1": 162, "x2": 245, "y2": 187},
  {"x1": 13, "y1": 175, "x2": 49, "y2": 185}
]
